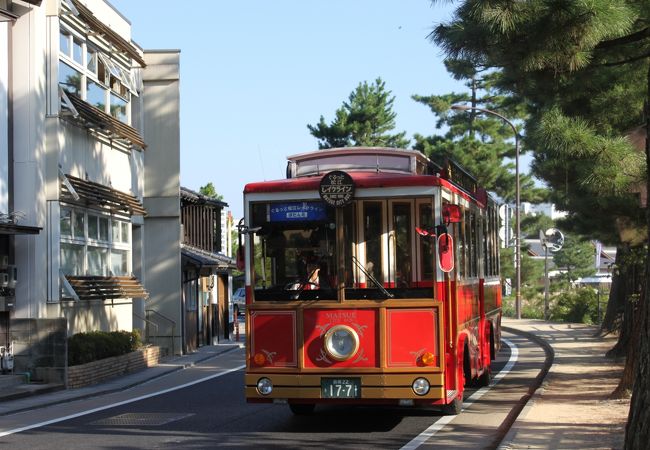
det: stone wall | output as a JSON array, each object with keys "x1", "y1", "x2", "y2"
[{"x1": 67, "y1": 346, "x2": 160, "y2": 389}]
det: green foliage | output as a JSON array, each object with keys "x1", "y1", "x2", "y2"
[
  {"x1": 199, "y1": 182, "x2": 224, "y2": 201},
  {"x1": 412, "y1": 59, "x2": 547, "y2": 203},
  {"x1": 550, "y1": 288, "x2": 604, "y2": 324},
  {"x1": 429, "y1": 0, "x2": 647, "y2": 245},
  {"x1": 552, "y1": 236, "x2": 596, "y2": 283},
  {"x1": 68, "y1": 330, "x2": 142, "y2": 366},
  {"x1": 308, "y1": 78, "x2": 409, "y2": 149},
  {"x1": 521, "y1": 214, "x2": 555, "y2": 239}
]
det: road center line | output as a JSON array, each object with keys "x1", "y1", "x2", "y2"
[
  {"x1": 0, "y1": 364, "x2": 247, "y2": 438},
  {"x1": 400, "y1": 338, "x2": 519, "y2": 450}
]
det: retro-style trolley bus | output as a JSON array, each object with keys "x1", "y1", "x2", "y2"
[{"x1": 240, "y1": 147, "x2": 501, "y2": 414}]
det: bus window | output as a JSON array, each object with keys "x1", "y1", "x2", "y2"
[
  {"x1": 418, "y1": 202, "x2": 434, "y2": 283},
  {"x1": 250, "y1": 202, "x2": 337, "y2": 301},
  {"x1": 392, "y1": 203, "x2": 412, "y2": 288},
  {"x1": 363, "y1": 202, "x2": 384, "y2": 285}
]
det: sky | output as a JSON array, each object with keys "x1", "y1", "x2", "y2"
[{"x1": 109, "y1": 1, "x2": 465, "y2": 219}]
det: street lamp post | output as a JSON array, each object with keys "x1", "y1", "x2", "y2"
[{"x1": 450, "y1": 104, "x2": 522, "y2": 319}]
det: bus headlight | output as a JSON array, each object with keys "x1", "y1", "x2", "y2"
[
  {"x1": 412, "y1": 377, "x2": 430, "y2": 396},
  {"x1": 324, "y1": 325, "x2": 360, "y2": 361},
  {"x1": 257, "y1": 377, "x2": 273, "y2": 395}
]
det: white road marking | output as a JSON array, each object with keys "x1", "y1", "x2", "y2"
[
  {"x1": 400, "y1": 338, "x2": 519, "y2": 450},
  {"x1": 0, "y1": 364, "x2": 246, "y2": 437}
]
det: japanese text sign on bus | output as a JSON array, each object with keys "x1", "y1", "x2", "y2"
[
  {"x1": 319, "y1": 171, "x2": 355, "y2": 207},
  {"x1": 270, "y1": 202, "x2": 327, "y2": 222}
]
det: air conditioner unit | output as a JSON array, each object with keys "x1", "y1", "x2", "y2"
[{"x1": 0, "y1": 273, "x2": 7, "y2": 288}]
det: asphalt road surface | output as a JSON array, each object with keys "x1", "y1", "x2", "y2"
[{"x1": 0, "y1": 330, "x2": 546, "y2": 449}]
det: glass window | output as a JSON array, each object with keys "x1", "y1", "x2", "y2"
[
  {"x1": 110, "y1": 93, "x2": 127, "y2": 123},
  {"x1": 363, "y1": 202, "x2": 383, "y2": 285},
  {"x1": 111, "y1": 249, "x2": 128, "y2": 276},
  {"x1": 88, "y1": 214, "x2": 99, "y2": 240},
  {"x1": 72, "y1": 38, "x2": 83, "y2": 65},
  {"x1": 59, "y1": 62, "x2": 81, "y2": 96},
  {"x1": 393, "y1": 203, "x2": 411, "y2": 288},
  {"x1": 112, "y1": 220, "x2": 120, "y2": 242},
  {"x1": 87, "y1": 246, "x2": 108, "y2": 275},
  {"x1": 61, "y1": 243, "x2": 83, "y2": 275},
  {"x1": 86, "y1": 80, "x2": 106, "y2": 111},
  {"x1": 59, "y1": 30, "x2": 70, "y2": 57},
  {"x1": 99, "y1": 217, "x2": 109, "y2": 241},
  {"x1": 73, "y1": 210, "x2": 85, "y2": 239},
  {"x1": 121, "y1": 222, "x2": 130, "y2": 243},
  {"x1": 86, "y1": 47, "x2": 97, "y2": 74},
  {"x1": 60, "y1": 207, "x2": 72, "y2": 237},
  {"x1": 419, "y1": 203, "x2": 434, "y2": 281}
]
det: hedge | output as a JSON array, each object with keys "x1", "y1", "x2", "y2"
[{"x1": 68, "y1": 330, "x2": 142, "y2": 366}]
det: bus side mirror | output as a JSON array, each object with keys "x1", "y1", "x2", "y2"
[{"x1": 438, "y1": 233, "x2": 454, "y2": 273}]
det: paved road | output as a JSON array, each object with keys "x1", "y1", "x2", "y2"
[{"x1": 0, "y1": 330, "x2": 546, "y2": 449}]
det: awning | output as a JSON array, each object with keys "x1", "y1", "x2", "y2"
[
  {"x1": 181, "y1": 244, "x2": 236, "y2": 270},
  {"x1": 63, "y1": 92, "x2": 146, "y2": 150},
  {"x1": 61, "y1": 173, "x2": 147, "y2": 217},
  {"x1": 64, "y1": 275, "x2": 148, "y2": 300},
  {"x1": 69, "y1": 0, "x2": 146, "y2": 68},
  {"x1": 0, "y1": 223, "x2": 41, "y2": 235}
]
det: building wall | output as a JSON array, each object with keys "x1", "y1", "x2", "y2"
[
  {"x1": 142, "y1": 50, "x2": 182, "y2": 354},
  {"x1": 10, "y1": 0, "x2": 147, "y2": 336}
]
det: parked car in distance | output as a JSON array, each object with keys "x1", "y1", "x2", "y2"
[{"x1": 232, "y1": 287, "x2": 245, "y2": 317}]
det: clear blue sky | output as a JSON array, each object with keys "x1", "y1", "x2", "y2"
[{"x1": 110, "y1": 1, "x2": 465, "y2": 219}]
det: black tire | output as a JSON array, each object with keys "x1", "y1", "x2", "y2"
[
  {"x1": 442, "y1": 395, "x2": 462, "y2": 415},
  {"x1": 289, "y1": 403, "x2": 315, "y2": 415}
]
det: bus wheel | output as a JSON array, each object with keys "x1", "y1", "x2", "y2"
[
  {"x1": 442, "y1": 394, "x2": 463, "y2": 415},
  {"x1": 289, "y1": 403, "x2": 315, "y2": 415}
]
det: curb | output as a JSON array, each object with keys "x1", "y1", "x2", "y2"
[{"x1": 495, "y1": 325, "x2": 556, "y2": 450}]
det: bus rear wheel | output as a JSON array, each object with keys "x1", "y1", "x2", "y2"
[{"x1": 289, "y1": 403, "x2": 315, "y2": 415}]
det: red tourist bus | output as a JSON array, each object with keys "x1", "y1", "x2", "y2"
[{"x1": 241, "y1": 147, "x2": 501, "y2": 414}]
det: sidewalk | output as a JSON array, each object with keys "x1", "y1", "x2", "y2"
[
  {"x1": 0, "y1": 336, "x2": 244, "y2": 417},
  {"x1": 500, "y1": 319, "x2": 630, "y2": 450}
]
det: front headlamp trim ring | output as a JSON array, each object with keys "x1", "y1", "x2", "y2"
[{"x1": 323, "y1": 324, "x2": 360, "y2": 362}]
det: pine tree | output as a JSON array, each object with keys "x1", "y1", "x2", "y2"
[
  {"x1": 412, "y1": 59, "x2": 546, "y2": 202},
  {"x1": 428, "y1": 2, "x2": 650, "y2": 445},
  {"x1": 308, "y1": 78, "x2": 409, "y2": 149}
]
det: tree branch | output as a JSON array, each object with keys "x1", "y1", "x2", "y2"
[
  {"x1": 599, "y1": 51, "x2": 650, "y2": 67},
  {"x1": 595, "y1": 27, "x2": 650, "y2": 49}
]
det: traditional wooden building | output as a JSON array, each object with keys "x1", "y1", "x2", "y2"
[{"x1": 180, "y1": 188, "x2": 235, "y2": 352}]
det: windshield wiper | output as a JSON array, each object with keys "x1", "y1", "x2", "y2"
[{"x1": 351, "y1": 255, "x2": 394, "y2": 298}]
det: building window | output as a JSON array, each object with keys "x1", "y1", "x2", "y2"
[
  {"x1": 58, "y1": 24, "x2": 134, "y2": 124},
  {"x1": 60, "y1": 206, "x2": 131, "y2": 277}
]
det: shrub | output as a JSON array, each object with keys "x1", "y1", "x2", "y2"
[
  {"x1": 549, "y1": 288, "x2": 602, "y2": 324},
  {"x1": 68, "y1": 330, "x2": 142, "y2": 366}
]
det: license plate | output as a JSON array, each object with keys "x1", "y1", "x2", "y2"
[{"x1": 321, "y1": 377, "x2": 361, "y2": 399}]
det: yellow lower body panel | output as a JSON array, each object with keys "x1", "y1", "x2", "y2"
[{"x1": 246, "y1": 373, "x2": 445, "y2": 402}]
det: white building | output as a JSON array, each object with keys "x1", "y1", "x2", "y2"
[{"x1": 1, "y1": 0, "x2": 183, "y2": 379}]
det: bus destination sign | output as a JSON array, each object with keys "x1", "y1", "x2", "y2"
[
  {"x1": 269, "y1": 202, "x2": 327, "y2": 222},
  {"x1": 319, "y1": 170, "x2": 355, "y2": 207}
]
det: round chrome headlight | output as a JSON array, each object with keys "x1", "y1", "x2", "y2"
[
  {"x1": 323, "y1": 325, "x2": 360, "y2": 361},
  {"x1": 412, "y1": 377, "x2": 430, "y2": 396},
  {"x1": 257, "y1": 377, "x2": 273, "y2": 395}
]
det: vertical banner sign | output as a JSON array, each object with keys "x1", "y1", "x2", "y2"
[{"x1": 319, "y1": 171, "x2": 355, "y2": 207}]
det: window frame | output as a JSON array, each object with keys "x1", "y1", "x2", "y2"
[
  {"x1": 59, "y1": 205, "x2": 132, "y2": 278},
  {"x1": 58, "y1": 22, "x2": 133, "y2": 124}
]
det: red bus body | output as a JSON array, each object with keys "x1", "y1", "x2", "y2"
[{"x1": 242, "y1": 148, "x2": 501, "y2": 414}]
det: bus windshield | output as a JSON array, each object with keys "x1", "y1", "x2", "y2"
[{"x1": 251, "y1": 203, "x2": 337, "y2": 301}]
